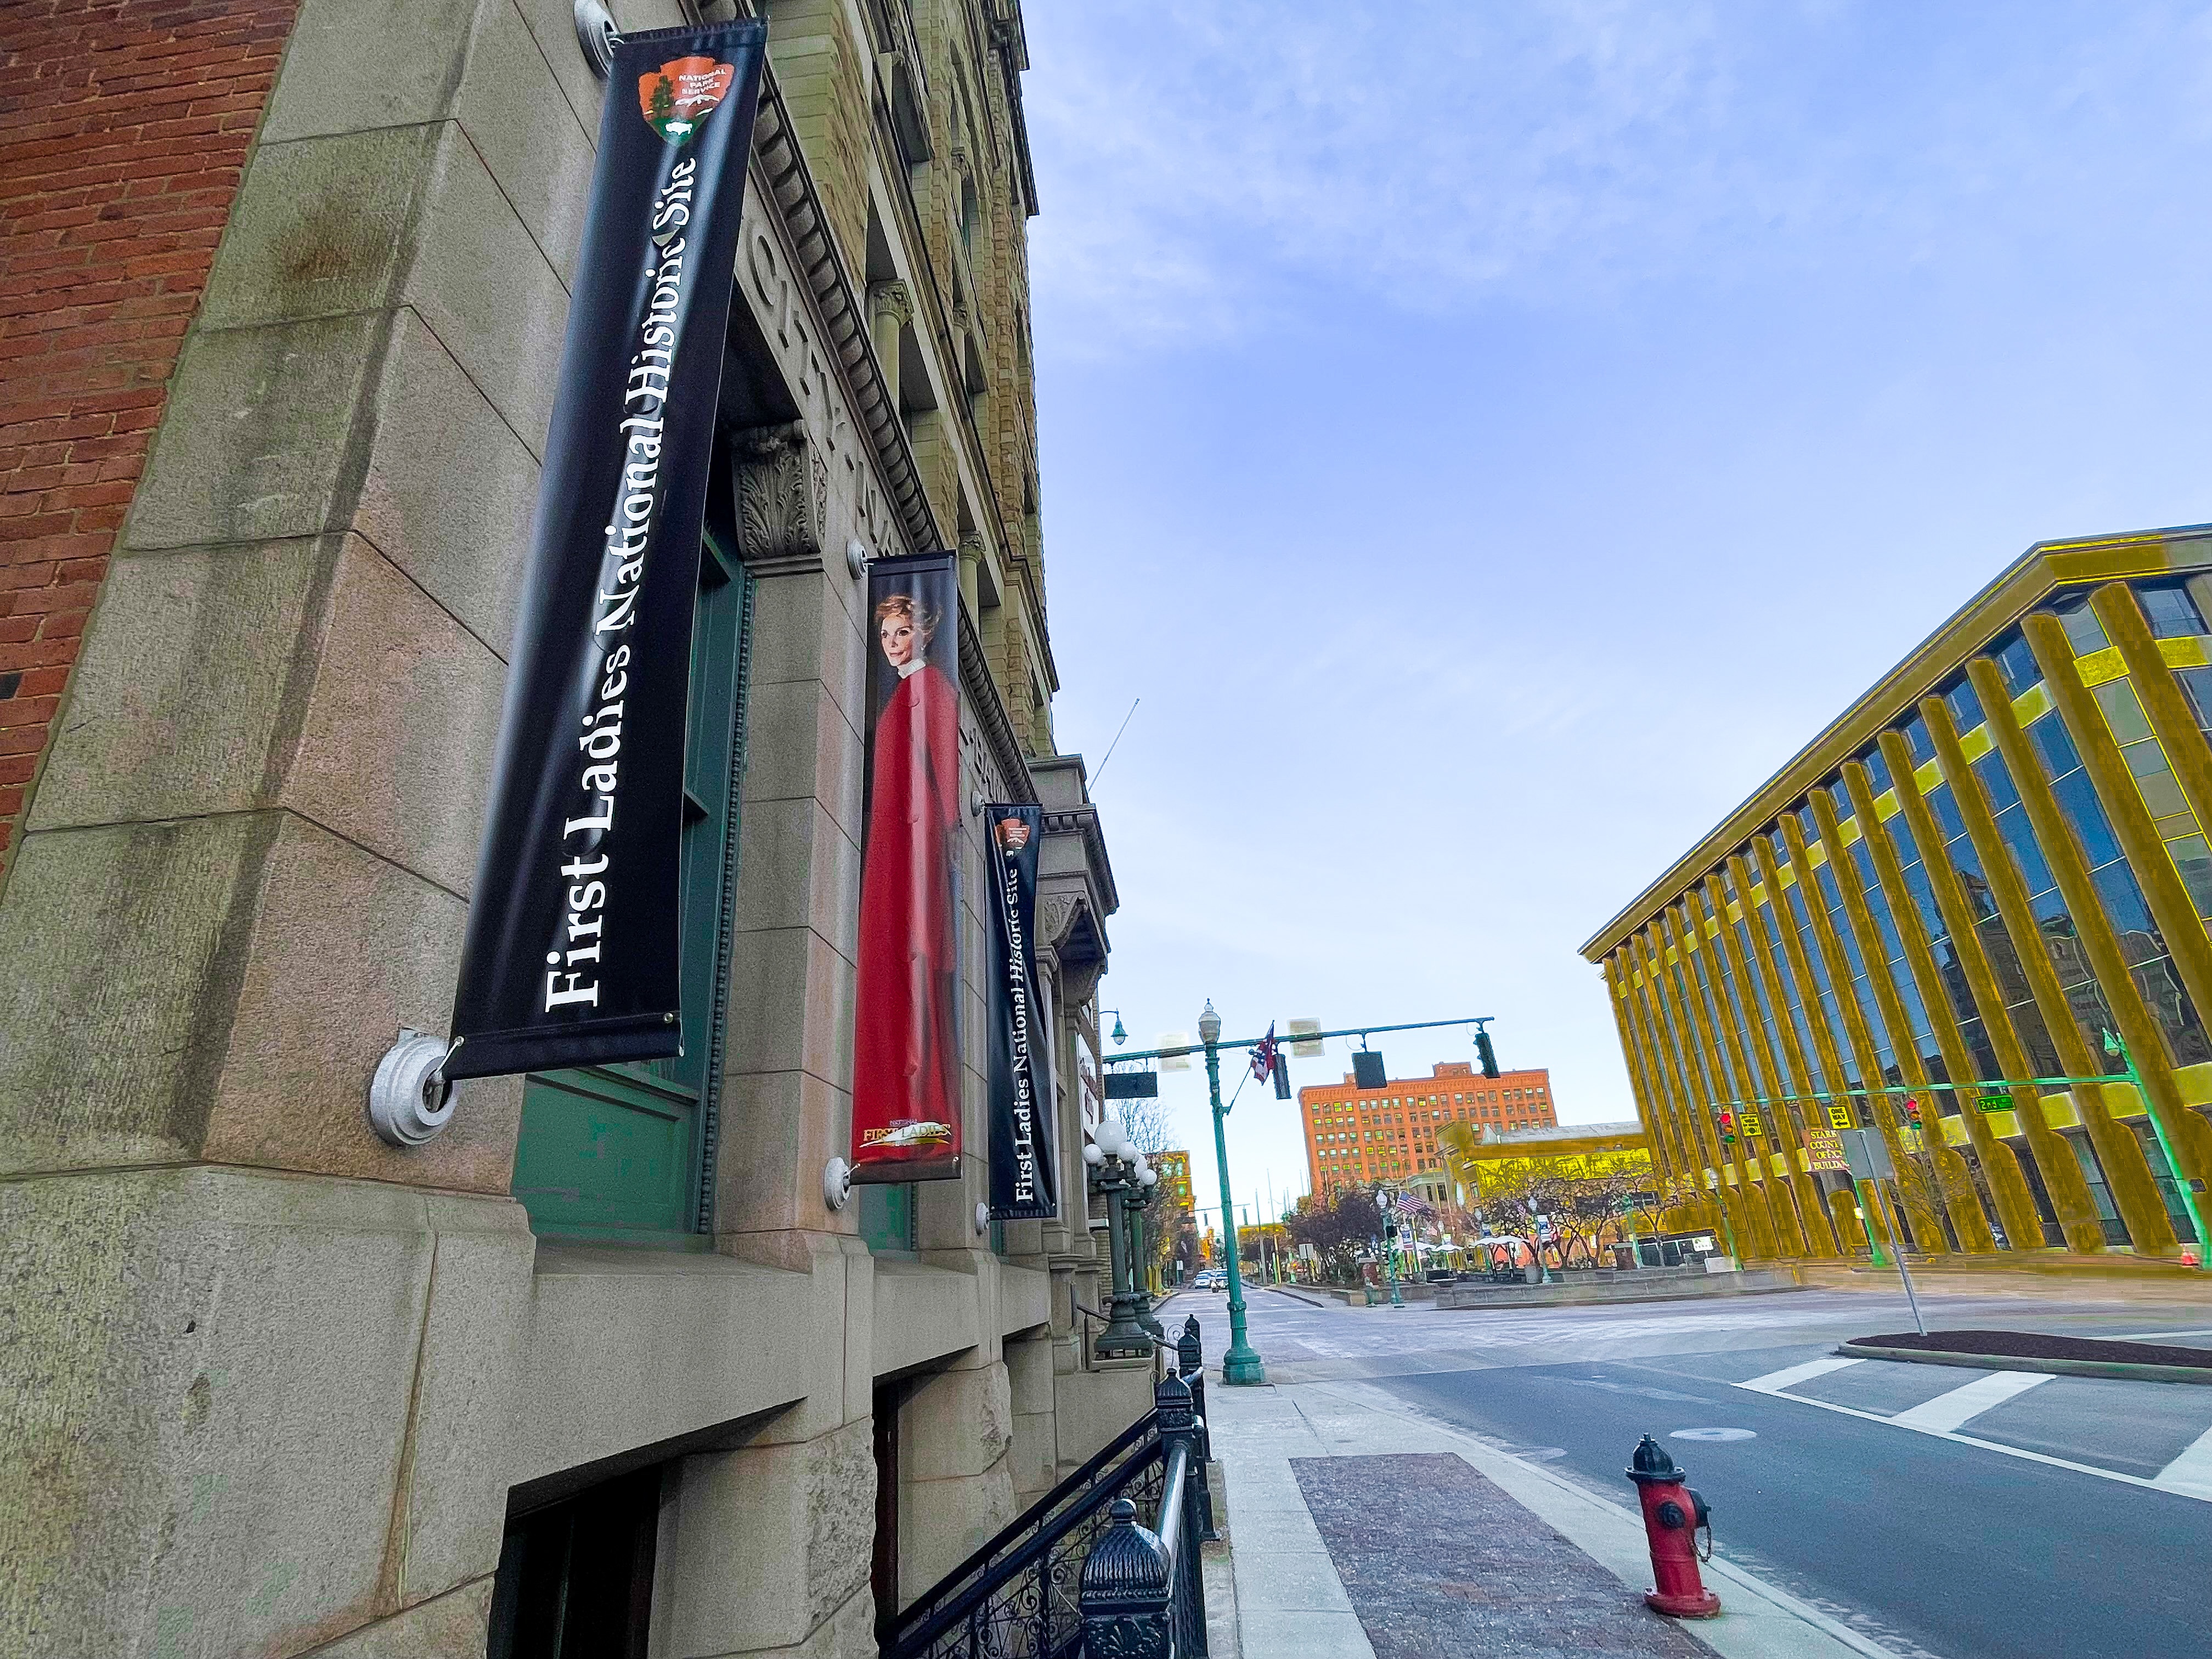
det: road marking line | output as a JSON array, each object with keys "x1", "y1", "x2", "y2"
[
  {"x1": 1740, "y1": 1355, "x2": 1865, "y2": 1392},
  {"x1": 1889, "y1": 1370, "x2": 2051, "y2": 1433},
  {"x1": 2154, "y1": 1423, "x2": 2212, "y2": 1500},
  {"x1": 1730, "y1": 1375, "x2": 2212, "y2": 1502}
]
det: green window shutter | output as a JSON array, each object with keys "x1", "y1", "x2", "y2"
[{"x1": 513, "y1": 535, "x2": 753, "y2": 1243}]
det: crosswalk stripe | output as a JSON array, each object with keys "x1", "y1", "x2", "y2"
[
  {"x1": 1889, "y1": 1370, "x2": 2050, "y2": 1432},
  {"x1": 2154, "y1": 1424, "x2": 2212, "y2": 1500},
  {"x1": 1739, "y1": 1355, "x2": 1864, "y2": 1393}
]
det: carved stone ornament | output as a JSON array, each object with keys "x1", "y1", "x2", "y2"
[
  {"x1": 734, "y1": 422, "x2": 825, "y2": 564},
  {"x1": 1036, "y1": 894, "x2": 1079, "y2": 951},
  {"x1": 867, "y1": 278, "x2": 915, "y2": 332}
]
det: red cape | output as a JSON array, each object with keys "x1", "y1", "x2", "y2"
[{"x1": 852, "y1": 663, "x2": 962, "y2": 1165}]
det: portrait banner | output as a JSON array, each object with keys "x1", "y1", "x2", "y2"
[
  {"x1": 985, "y1": 804, "x2": 1056, "y2": 1219},
  {"x1": 445, "y1": 22, "x2": 766, "y2": 1082},
  {"x1": 851, "y1": 554, "x2": 964, "y2": 1181}
]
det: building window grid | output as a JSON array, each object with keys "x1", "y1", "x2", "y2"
[
  {"x1": 1756, "y1": 888, "x2": 1829, "y2": 1097},
  {"x1": 1781, "y1": 864, "x2": 1866, "y2": 1090},
  {"x1": 1921, "y1": 774, "x2": 2066, "y2": 1076},
  {"x1": 1882, "y1": 802, "x2": 2007, "y2": 1082},
  {"x1": 1684, "y1": 918, "x2": 1747, "y2": 1110},
  {"x1": 1810, "y1": 840, "x2": 1900, "y2": 1083},
  {"x1": 1635, "y1": 944, "x2": 1707, "y2": 1168},
  {"x1": 2091, "y1": 669, "x2": 2212, "y2": 922},
  {"x1": 1701, "y1": 892, "x2": 1770, "y2": 1103},
  {"x1": 2024, "y1": 708, "x2": 2212, "y2": 1070},
  {"x1": 1965, "y1": 736, "x2": 2120, "y2": 1070},
  {"x1": 1733, "y1": 912, "x2": 1800, "y2": 1107},
  {"x1": 1844, "y1": 832, "x2": 1952, "y2": 1100}
]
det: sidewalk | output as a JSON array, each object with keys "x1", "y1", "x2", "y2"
[{"x1": 1203, "y1": 1375, "x2": 1907, "y2": 1659}]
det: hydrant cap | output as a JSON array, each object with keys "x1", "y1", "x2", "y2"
[{"x1": 1627, "y1": 1433, "x2": 1684, "y2": 1484}]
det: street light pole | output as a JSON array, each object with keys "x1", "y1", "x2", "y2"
[{"x1": 1201, "y1": 1001, "x2": 1265, "y2": 1385}]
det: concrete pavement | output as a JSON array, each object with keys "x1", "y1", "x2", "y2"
[
  {"x1": 1185, "y1": 1281, "x2": 2212, "y2": 1659},
  {"x1": 1205, "y1": 1367, "x2": 1903, "y2": 1658}
]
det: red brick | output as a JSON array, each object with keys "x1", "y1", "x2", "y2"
[
  {"x1": 13, "y1": 664, "x2": 68, "y2": 699},
  {"x1": 35, "y1": 610, "x2": 88, "y2": 642},
  {"x1": 0, "y1": 637, "x2": 81, "y2": 673},
  {"x1": 0, "y1": 0, "x2": 302, "y2": 838},
  {"x1": 0, "y1": 695, "x2": 60, "y2": 729}
]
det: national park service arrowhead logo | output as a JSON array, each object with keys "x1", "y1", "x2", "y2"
[{"x1": 639, "y1": 55, "x2": 736, "y2": 144}]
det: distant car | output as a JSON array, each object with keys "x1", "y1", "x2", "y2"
[{"x1": 1193, "y1": 1269, "x2": 1226, "y2": 1290}]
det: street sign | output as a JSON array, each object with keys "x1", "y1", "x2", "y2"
[
  {"x1": 1826, "y1": 1104, "x2": 1855, "y2": 1131},
  {"x1": 1289, "y1": 1018, "x2": 1324, "y2": 1058},
  {"x1": 1802, "y1": 1128, "x2": 1849, "y2": 1172},
  {"x1": 1840, "y1": 1127, "x2": 1895, "y2": 1181},
  {"x1": 1104, "y1": 1070, "x2": 1158, "y2": 1098},
  {"x1": 1977, "y1": 1092, "x2": 2013, "y2": 1113},
  {"x1": 1741, "y1": 1111, "x2": 1765, "y2": 1139}
]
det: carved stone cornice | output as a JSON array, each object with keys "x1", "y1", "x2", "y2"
[
  {"x1": 958, "y1": 601, "x2": 1034, "y2": 805},
  {"x1": 749, "y1": 68, "x2": 939, "y2": 557}
]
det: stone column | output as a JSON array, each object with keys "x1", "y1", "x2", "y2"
[{"x1": 868, "y1": 279, "x2": 913, "y2": 413}]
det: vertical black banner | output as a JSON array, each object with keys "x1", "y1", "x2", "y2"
[
  {"x1": 851, "y1": 555, "x2": 966, "y2": 1179},
  {"x1": 986, "y1": 803, "x2": 1056, "y2": 1218},
  {"x1": 445, "y1": 24, "x2": 766, "y2": 1081}
]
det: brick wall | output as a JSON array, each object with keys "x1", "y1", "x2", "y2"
[{"x1": 0, "y1": 0, "x2": 299, "y2": 877}]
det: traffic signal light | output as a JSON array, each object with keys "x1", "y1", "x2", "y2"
[
  {"x1": 1475, "y1": 1027, "x2": 1499, "y2": 1079},
  {"x1": 1718, "y1": 1110, "x2": 1736, "y2": 1145},
  {"x1": 1272, "y1": 1052, "x2": 1291, "y2": 1098}
]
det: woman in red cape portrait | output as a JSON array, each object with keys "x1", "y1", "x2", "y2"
[{"x1": 851, "y1": 589, "x2": 962, "y2": 1167}]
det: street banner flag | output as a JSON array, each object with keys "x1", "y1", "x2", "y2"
[
  {"x1": 986, "y1": 803, "x2": 1057, "y2": 1218},
  {"x1": 851, "y1": 554, "x2": 964, "y2": 1181},
  {"x1": 1250, "y1": 1023, "x2": 1278, "y2": 1083},
  {"x1": 446, "y1": 22, "x2": 765, "y2": 1081}
]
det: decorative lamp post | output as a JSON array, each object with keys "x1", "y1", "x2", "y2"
[
  {"x1": 1128, "y1": 1157, "x2": 1166, "y2": 1340},
  {"x1": 1085, "y1": 1119, "x2": 1155, "y2": 1357},
  {"x1": 1200, "y1": 1001, "x2": 1266, "y2": 1384}
]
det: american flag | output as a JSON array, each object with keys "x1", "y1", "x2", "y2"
[{"x1": 1249, "y1": 1023, "x2": 1278, "y2": 1082}]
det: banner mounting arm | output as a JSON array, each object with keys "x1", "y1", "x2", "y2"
[{"x1": 368, "y1": 1030, "x2": 458, "y2": 1147}]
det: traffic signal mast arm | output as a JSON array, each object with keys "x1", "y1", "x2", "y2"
[{"x1": 1109, "y1": 1014, "x2": 1496, "y2": 1066}]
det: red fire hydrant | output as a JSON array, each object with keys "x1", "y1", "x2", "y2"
[{"x1": 1627, "y1": 1434, "x2": 1720, "y2": 1618}]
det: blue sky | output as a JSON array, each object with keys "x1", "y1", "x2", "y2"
[{"x1": 1019, "y1": 2, "x2": 2212, "y2": 1231}]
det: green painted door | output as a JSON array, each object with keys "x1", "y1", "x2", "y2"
[{"x1": 512, "y1": 534, "x2": 751, "y2": 1244}]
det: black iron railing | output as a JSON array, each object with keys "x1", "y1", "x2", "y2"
[
  {"x1": 881, "y1": 1317, "x2": 1215, "y2": 1659},
  {"x1": 1078, "y1": 1372, "x2": 1210, "y2": 1659}
]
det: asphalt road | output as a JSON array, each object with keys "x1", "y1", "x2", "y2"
[{"x1": 1170, "y1": 1283, "x2": 2212, "y2": 1659}]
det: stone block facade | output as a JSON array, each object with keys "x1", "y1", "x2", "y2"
[{"x1": 0, "y1": 4, "x2": 1139, "y2": 1657}]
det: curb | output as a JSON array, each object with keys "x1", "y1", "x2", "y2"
[
  {"x1": 1262, "y1": 1285, "x2": 1331, "y2": 1309},
  {"x1": 1838, "y1": 1340, "x2": 2212, "y2": 1385}
]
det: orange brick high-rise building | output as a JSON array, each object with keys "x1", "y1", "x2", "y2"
[{"x1": 1301, "y1": 1060, "x2": 1557, "y2": 1194}]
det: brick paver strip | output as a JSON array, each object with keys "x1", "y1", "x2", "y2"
[
  {"x1": 1291, "y1": 1452, "x2": 1706, "y2": 1658},
  {"x1": 1852, "y1": 1328, "x2": 2212, "y2": 1369}
]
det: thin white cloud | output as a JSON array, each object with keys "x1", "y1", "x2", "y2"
[{"x1": 1024, "y1": 1, "x2": 2212, "y2": 347}]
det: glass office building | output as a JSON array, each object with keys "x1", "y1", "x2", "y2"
[{"x1": 1581, "y1": 525, "x2": 2212, "y2": 1267}]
